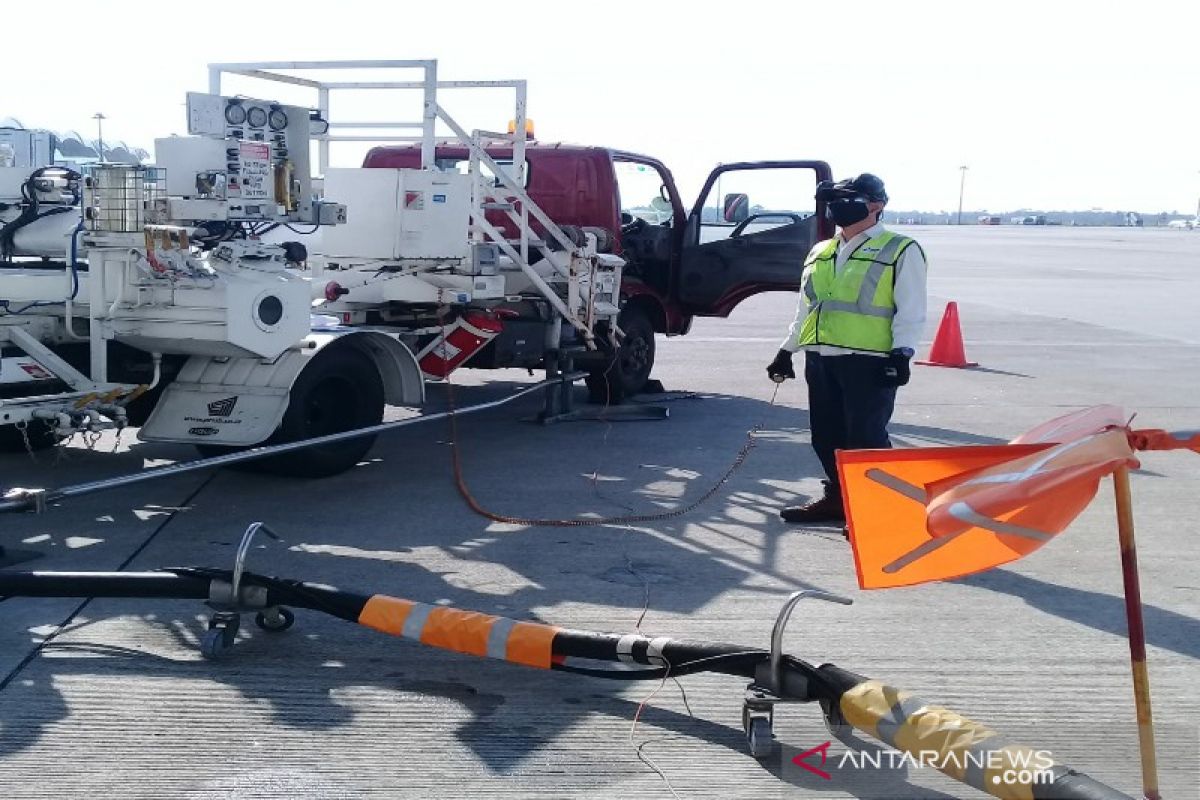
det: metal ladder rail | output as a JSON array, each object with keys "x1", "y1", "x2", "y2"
[{"x1": 458, "y1": 123, "x2": 601, "y2": 342}]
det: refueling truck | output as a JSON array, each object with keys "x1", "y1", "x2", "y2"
[
  {"x1": 358, "y1": 145, "x2": 834, "y2": 401},
  {"x1": 0, "y1": 60, "x2": 831, "y2": 477}
]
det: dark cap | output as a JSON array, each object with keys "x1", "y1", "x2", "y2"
[{"x1": 816, "y1": 173, "x2": 888, "y2": 204}]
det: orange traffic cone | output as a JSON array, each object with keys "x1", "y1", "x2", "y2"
[{"x1": 917, "y1": 302, "x2": 977, "y2": 368}]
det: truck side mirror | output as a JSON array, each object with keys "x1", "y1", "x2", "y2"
[{"x1": 723, "y1": 193, "x2": 749, "y2": 223}]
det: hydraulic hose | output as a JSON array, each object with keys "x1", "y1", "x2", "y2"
[
  {"x1": 816, "y1": 664, "x2": 1132, "y2": 800},
  {"x1": 0, "y1": 374, "x2": 584, "y2": 514}
]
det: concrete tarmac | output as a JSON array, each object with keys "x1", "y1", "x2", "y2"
[{"x1": 0, "y1": 225, "x2": 1197, "y2": 798}]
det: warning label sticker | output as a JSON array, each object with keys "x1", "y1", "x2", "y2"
[{"x1": 238, "y1": 141, "x2": 272, "y2": 201}]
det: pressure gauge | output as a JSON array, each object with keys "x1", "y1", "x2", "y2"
[
  {"x1": 268, "y1": 108, "x2": 288, "y2": 131},
  {"x1": 224, "y1": 102, "x2": 247, "y2": 126},
  {"x1": 246, "y1": 106, "x2": 268, "y2": 128}
]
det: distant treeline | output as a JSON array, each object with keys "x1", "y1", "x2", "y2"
[{"x1": 885, "y1": 209, "x2": 1197, "y2": 226}]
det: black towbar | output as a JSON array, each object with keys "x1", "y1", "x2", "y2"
[{"x1": 0, "y1": 536, "x2": 1133, "y2": 800}]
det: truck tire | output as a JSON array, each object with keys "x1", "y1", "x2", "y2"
[
  {"x1": 197, "y1": 347, "x2": 385, "y2": 478},
  {"x1": 585, "y1": 306, "x2": 656, "y2": 404}
]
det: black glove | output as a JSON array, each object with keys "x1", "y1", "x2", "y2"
[
  {"x1": 767, "y1": 349, "x2": 795, "y2": 382},
  {"x1": 881, "y1": 349, "x2": 911, "y2": 387}
]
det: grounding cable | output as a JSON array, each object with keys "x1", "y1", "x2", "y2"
[
  {"x1": 438, "y1": 315, "x2": 782, "y2": 796},
  {"x1": 443, "y1": 356, "x2": 782, "y2": 528}
]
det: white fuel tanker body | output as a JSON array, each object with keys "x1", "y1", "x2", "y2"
[
  {"x1": 0, "y1": 93, "x2": 423, "y2": 476},
  {"x1": 1, "y1": 61, "x2": 624, "y2": 477}
]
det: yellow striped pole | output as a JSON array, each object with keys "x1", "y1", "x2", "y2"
[{"x1": 1112, "y1": 465, "x2": 1160, "y2": 800}]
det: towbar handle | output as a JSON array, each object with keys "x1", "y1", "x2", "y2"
[
  {"x1": 770, "y1": 589, "x2": 852, "y2": 694},
  {"x1": 231, "y1": 522, "x2": 280, "y2": 604}
]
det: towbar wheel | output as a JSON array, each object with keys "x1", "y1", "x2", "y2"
[
  {"x1": 200, "y1": 522, "x2": 293, "y2": 658},
  {"x1": 741, "y1": 589, "x2": 853, "y2": 758}
]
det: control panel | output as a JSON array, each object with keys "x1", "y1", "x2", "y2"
[{"x1": 155, "y1": 93, "x2": 327, "y2": 224}]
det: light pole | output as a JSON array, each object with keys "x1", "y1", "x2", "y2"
[
  {"x1": 93, "y1": 112, "x2": 106, "y2": 162},
  {"x1": 957, "y1": 165, "x2": 969, "y2": 225}
]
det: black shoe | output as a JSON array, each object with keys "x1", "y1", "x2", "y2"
[{"x1": 780, "y1": 493, "x2": 846, "y2": 525}]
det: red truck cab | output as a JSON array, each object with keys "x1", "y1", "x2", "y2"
[{"x1": 363, "y1": 143, "x2": 833, "y2": 396}]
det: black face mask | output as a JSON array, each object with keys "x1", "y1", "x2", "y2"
[{"x1": 825, "y1": 197, "x2": 871, "y2": 227}]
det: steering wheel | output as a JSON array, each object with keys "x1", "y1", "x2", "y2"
[
  {"x1": 621, "y1": 215, "x2": 648, "y2": 237},
  {"x1": 730, "y1": 213, "x2": 806, "y2": 238}
]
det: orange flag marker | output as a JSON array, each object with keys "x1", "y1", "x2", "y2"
[
  {"x1": 836, "y1": 405, "x2": 1196, "y2": 800},
  {"x1": 838, "y1": 443, "x2": 1050, "y2": 589}
]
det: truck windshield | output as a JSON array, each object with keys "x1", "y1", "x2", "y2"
[{"x1": 614, "y1": 160, "x2": 671, "y2": 224}]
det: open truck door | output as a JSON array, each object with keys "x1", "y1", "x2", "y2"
[{"x1": 678, "y1": 160, "x2": 833, "y2": 316}]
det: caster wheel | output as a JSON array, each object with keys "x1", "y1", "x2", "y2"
[
  {"x1": 201, "y1": 615, "x2": 241, "y2": 660},
  {"x1": 201, "y1": 627, "x2": 230, "y2": 659},
  {"x1": 747, "y1": 716, "x2": 774, "y2": 759},
  {"x1": 255, "y1": 607, "x2": 295, "y2": 633}
]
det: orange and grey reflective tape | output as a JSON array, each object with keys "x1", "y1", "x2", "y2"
[{"x1": 357, "y1": 594, "x2": 558, "y2": 669}]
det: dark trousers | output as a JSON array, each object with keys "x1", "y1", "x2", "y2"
[{"x1": 805, "y1": 352, "x2": 896, "y2": 495}]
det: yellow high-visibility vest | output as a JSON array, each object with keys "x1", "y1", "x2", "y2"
[{"x1": 796, "y1": 230, "x2": 915, "y2": 352}]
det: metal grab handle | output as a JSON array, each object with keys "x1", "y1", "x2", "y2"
[{"x1": 770, "y1": 589, "x2": 852, "y2": 693}]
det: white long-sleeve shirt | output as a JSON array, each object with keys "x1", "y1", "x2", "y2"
[{"x1": 779, "y1": 221, "x2": 927, "y2": 356}]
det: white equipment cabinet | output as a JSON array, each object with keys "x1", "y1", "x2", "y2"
[{"x1": 321, "y1": 169, "x2": 472, "y2": 262}]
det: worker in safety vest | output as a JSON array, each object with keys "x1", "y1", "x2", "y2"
[{"x1": 766, "y1": 174, "x2": 927, "y2": 525}]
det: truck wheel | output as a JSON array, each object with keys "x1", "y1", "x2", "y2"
[
  {"x1": 198, "y1": 347, "x2": 385, "y2": 478},
  {"x1": 585, "y1": 306, "x2": 656, "y2": 404}
]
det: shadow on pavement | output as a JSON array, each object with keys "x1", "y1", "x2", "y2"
[
  {"x1": 956, "y1": 569, "x2": 1200, "y2": 660},
  {"x1": 0, "y1": 381, "x2": 1036, "y2": 779},
  {"x1": 0, "y1": 633, "x2": 955, "y2": 798}
]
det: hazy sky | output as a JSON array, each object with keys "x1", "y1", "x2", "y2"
[{"x1": 6, "y1": 0, "x2": 1198, "y2": 213}]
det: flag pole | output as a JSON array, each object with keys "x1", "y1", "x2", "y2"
[{"x1": 1112, "y1": 465, "x2": 1160, "y2": 800}]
